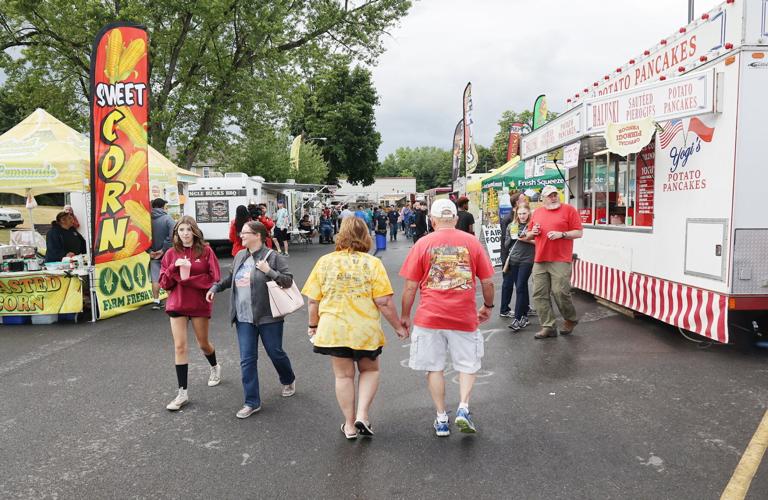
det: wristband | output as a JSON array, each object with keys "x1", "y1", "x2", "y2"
[
  {"x1": 308, "y1": 325, "x2": 318, "y2": 329},
  {"x1": 483, "y1": 303, "x2": 494, "y2": 309}
]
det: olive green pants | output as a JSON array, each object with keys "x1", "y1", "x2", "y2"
[{"x1": 532, "y1": 261, "x2": 578, "y2": 330}]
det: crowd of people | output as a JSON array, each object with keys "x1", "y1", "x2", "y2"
[{"x1": 148, "y1": 188, "x2": 582, "y2": 438}]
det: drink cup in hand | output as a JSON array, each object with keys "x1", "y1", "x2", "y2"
[{"x1": 179, "y1": 258, "x2": 191, "y2": 280}]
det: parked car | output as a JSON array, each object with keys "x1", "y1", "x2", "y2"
[{"x1": 0, "y1": 207, "x2": 23, "y2": 228}]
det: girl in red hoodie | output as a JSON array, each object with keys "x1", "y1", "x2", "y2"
[{"x1": 159, "y1": 216, "x2": 222, "y2": 411}]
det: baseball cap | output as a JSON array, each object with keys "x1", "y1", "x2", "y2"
[
  {"x1": 430, "y1": 199, "x2": 458, "y2": 217},
  {"x1": 541, "y1": 185, "x2": 559, "y2": 197}
]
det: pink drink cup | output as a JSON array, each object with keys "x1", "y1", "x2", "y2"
[{"x1": 180, "y1": 258, "x2": 191, "y2": 280}]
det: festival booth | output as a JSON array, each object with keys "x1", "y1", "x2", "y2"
[
  {"x1": 0, "y1": 107, "x2": 183, "y2": 323},
  {"x1": 519, "y1": 0, "x2": 768, "y2": 343},
  {"x1": 0, "y1": 109, "x2": 92, "y2": 323},
  {"x1": 476, "y1": 156, "x2": 566, "y2": 266}
]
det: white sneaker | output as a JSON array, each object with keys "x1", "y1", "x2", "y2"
[
  {"x1": 166, "y1": 388, "x2": 188, "y2": 411},
  {"x1": 281, "y1": 381, "x2": 296, "y2": 397},
  {"x1": 208, "y1": 364, "x2": 222, "y2": 387},
  {"x1": 236, "y1": 405, "x2": 261, "y2": 419}
]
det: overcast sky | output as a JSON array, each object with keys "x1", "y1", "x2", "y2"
[{"x1": 372, "y1": 0, "x2": 722, "y2": 159}]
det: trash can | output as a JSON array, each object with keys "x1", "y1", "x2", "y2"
[{"x1": 375, "y1": 233, "x2": 387, "y2": 251}]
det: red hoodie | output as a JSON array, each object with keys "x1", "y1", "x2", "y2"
[{"x1": 159, "y1": 245, "x2": 221, "y2": 317}]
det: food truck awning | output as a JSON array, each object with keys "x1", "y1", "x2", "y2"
[
  {"x1": 466, "y1": 156, "x2": 520, "y2": 193},
  {"x1": 0, "y1": 108, "x2": 90, "y2": 196}
]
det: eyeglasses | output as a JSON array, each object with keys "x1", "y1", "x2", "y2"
[{"x1": 240, "y1": 231, "x2": 256, "y2": 235}]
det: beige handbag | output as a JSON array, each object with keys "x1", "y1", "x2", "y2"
[
  {"x1": 266, "y1": 280, "x2": 304, "y2": 317},
  {"x1": 264, "y1": 250, "x2": 304, "y2": 317}
]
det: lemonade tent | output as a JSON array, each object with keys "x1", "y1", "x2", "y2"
[
  {"x1": 0, "y1": 108, "x2": 188, "y2": 200},
  {"x1": 0, "y1": 109, "x2": 90, "y2": 196}
]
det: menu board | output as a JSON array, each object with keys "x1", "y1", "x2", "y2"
[
  {"x1": 195, "y1": 200, "x2": 230, "y2": 223},
  {"x1": 635, "y1": 143, "x2": 654, "y2": 227}
]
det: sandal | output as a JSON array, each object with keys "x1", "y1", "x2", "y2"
[
  {"x1": 341, "y1": 423, "x2": 358, "y2": 440},
  {"x1": 354, "y1": 420, "x2": 374, "y2": 436}
]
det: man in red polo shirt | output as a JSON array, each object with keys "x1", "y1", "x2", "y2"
[{"x1": 523, "y1": 185, "x2": 583, "y2": 339}]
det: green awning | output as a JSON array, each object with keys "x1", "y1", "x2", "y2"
[{"x1": 481, "y1": 160, "x2": 565, "y2": 193}]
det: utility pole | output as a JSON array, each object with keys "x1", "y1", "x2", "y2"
[{"x1": 688, "y1": 0, "x2": 694, "y2": 23}]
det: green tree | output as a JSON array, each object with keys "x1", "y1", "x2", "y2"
[
  {"x1": 489, "y1": 109, "x2": 558, "y2": 165},
  {"x1": 240, "y1": 128, "x2": 328, "y2": 185},
  {"x1": 293, "y1": 62, "x2": 381, "y2": 185},
  {"x1": 0, "y1": 0, "x2": 411, "y2": 167},
  {"x1": 475, "y1": 144, "x2": 497, "y2": 174},
  {"x1": 0, "y1": 69, "x2": 85, "y2": 134},
  {"x1": 379, "y1": 146, "x2": 451, "y2": 192}
]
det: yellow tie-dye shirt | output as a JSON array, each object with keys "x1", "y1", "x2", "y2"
[{"x1": 301, "y1": 251, "x2": 394, "y2": 351}]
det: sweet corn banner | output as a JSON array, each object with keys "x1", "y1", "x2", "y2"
[{"x1": 90, "y1": 23, "x2": 150, "y2": 268}]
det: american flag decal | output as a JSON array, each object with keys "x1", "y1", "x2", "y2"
[{"x1": 658, "y1": 119, "x2": 683, "y2": 149}]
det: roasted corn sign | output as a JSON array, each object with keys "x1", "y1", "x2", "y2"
[{"x1": 90, "y1": 23, "x2": 153, "y2": 319}]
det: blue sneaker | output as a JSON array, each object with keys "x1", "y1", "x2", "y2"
[
  {"x1": 433, "y1": 418, "x2": 450, "y2": 437},
  {"x1": 455, "y1": 407, "x2": 476, "y2": 433}
]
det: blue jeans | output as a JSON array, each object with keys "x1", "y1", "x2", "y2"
[
  {"x1": 389, "y1": 224, "x2": 398, "y2": 240},
  {"x1": 235, "y1": 321, "x2": 295, "y2": 408},
  {"x1": 500, "y1": 270, "x2": 515, "y2": 315},
  {"x1": 510, "y1": 262, "x2": 533, "y2": 320}
]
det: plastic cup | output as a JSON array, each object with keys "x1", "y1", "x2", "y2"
[{"x1": 180, "y1": 259, "x2": 191, "y2": 280}]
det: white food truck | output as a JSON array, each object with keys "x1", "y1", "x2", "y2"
[
  {"x1": 183, "y1": 172, "x2": 265, "y2": 246},
  {"x1": 521, "y1": 0, "x2": 768, "y2": 343}
]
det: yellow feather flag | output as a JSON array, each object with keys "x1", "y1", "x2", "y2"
[{"x1": 289, "y1": 135, "x2": 302, "y2": 171}]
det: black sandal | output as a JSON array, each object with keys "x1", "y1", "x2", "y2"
[
  {"x1": 354, "y1": 420, "x2": 374, "y2": 436},
  {"x1": 341, "y1": 423, "x2": 358, "y2": 440}
]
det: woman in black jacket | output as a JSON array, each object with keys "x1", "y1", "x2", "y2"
[{"x1": 45, "y1": 211, "x2": 86, "y2": 262}]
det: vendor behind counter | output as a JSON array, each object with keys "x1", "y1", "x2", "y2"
[{"x1": 45, "y1": 211, "x2": 86, "y2": 262}]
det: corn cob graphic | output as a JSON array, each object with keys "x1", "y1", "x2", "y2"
[
  {"x1": 114, "y1": 230, "x2": 140, "y2": 260},
  {"x1": 117, "y1": 38, "x2": 145, "y2": 81},
  {"x1": 104, "y1": 29, "x2": 124, "y2": 83},
  {"x1": 115, "y1": 106, "x2": 147, "y2": 147},
  {"x1": 125, "y1": 200, "x2": 151, "y2": 238},
  {"x1": 117, "y1": 150, "x2": 147, "y2": 192}
]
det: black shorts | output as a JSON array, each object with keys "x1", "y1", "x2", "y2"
[
  {"x1": 167, "y1": 311, "x2": 211, "y2": 319},
  {"x1": 313, "y1": 346, "x2": 382, "y2": 361},
  {"x1": 275, "y1": 228, "x2": 289, "y2": 243}
]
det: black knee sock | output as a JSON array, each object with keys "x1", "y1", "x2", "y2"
[
  {"x1": 175, "y1": 364, "x2": 188, "y2": 389},
  {"x1": 205, "y1": 351, "x2": 217, "y2": 367}
]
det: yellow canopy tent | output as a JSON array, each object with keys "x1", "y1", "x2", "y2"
[
  {"x1": 0, "y1": 109, "x2": 90, "y2": 196},
  {"x1": 0, "y1": 108, "x2": 188, "y2": 198}
]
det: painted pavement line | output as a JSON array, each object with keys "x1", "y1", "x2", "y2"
[{"x1": 721, "y1": 409, "x2": 768, "y2": 500}]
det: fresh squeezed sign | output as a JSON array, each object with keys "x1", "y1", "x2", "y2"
[
  {"x1": 572, "y1": 3, "x2": 732, "y2": 104},
  {"x1": 521, "y1": 108, "x2": 582, "y2": 159},
  {"x1": 586, "y1": 70, "x2": 714, "y2": 133},
  {"x1": 482, "y1": 224, "x2": 503, "y2": 267}
]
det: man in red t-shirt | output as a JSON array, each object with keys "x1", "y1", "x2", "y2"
[
  {"x1": 522, "y1": 185, "x2": 583, "y2": 339},
  {"x1": 400, "y1": 199, "x2": 495, "y2": 437}
]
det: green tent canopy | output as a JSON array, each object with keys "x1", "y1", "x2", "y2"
[{"x1": 480, "y1": 159, "x2": 566, "y2": 195}]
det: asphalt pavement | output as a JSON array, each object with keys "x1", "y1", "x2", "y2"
[{"x1": 2, "y1": 235, "x2": 768, "y2": 499}]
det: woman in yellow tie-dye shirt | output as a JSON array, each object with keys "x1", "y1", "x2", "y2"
[{"x1": 302, "y1": 216, "x2": 408, "y2": 440}]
